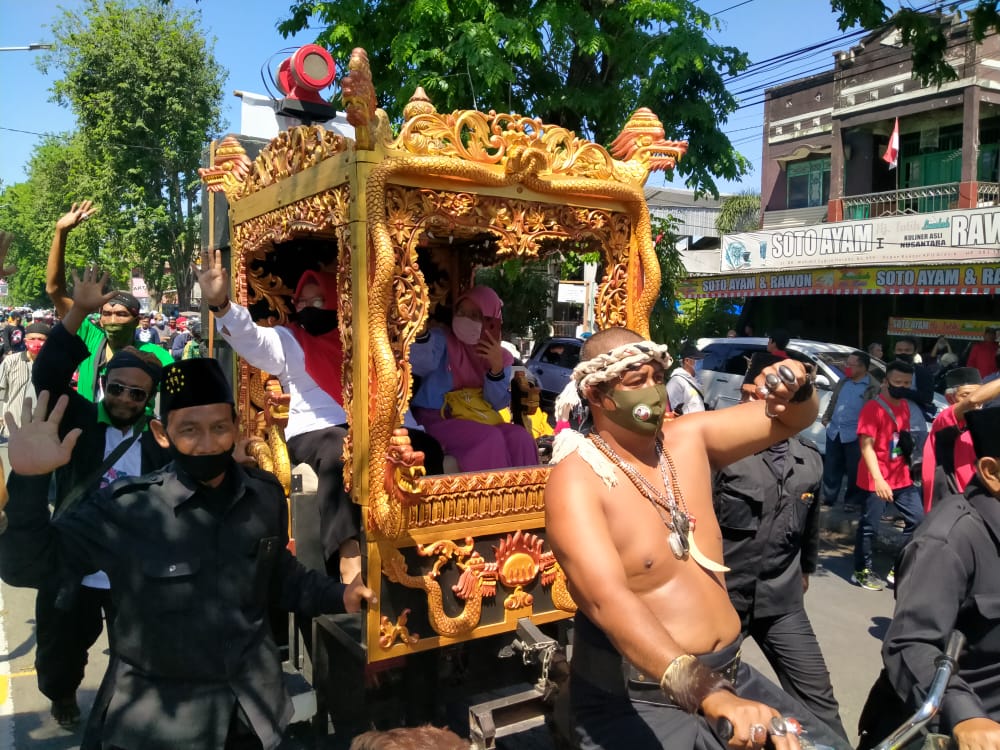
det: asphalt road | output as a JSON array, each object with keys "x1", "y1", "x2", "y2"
[{"x1": 0, "y1": 441, "x2": 899, "y2": 749}]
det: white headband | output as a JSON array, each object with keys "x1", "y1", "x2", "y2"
[{"x1": 572, "y1": 340, "x2": 674, "y2": 391}]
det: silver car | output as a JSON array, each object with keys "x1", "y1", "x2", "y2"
[{"x1": 694, "y1": 337, "x2": 945, "y2": 454}]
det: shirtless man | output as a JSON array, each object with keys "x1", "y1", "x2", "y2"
[{"x1": 546, "y1": 327, "x2": 849, "y2": 750}]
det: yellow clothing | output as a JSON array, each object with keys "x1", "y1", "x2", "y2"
[{"x1": 500, "y1": 407, "x2": 554, "y2": 439}]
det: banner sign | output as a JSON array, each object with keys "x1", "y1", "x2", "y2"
[
  {"x1": 887, "y1": 317, "x2": 998, "y2": 341},
  {"x1": 680, "y1": 262, "x2": 1000, "y2": 299},
  {"x1": 130, "y1": 275, "x2": 149, "y2": 299},
  {"x1": 557, "y1": 282, "x2": 586, "y2": 304},
  {"x1": 721, "y1": 206, "x2": 1000, "y2": 272}
]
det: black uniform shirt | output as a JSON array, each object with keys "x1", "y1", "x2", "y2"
[
  {"x1": 883, "y1": 477, "x2": 1000, "y2": 729},
  {"x1": 0, "y1": 462, "x2": 346, "y2": 750},
  {"x1": 713, "y1": 437, "x2": 822, "y2": 619}
]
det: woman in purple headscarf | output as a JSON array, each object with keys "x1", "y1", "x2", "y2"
[{"x1": 409, "y1": 286, "x2": 538, "y2": 472}]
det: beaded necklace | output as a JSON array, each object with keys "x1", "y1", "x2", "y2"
[{"x1": 588, "y1": 432, "x2": 694, "y2": 561}]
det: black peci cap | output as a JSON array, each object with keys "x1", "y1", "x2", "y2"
[
  {"x1": 160, "y1": 359, "x2": 233, "y2": 415},
  {"x1": 965, "y1": 407, "x2": 1000, "y2": 460},
  {"x1": 945, "y1": 367, "x2": 982, "y2": 389}
]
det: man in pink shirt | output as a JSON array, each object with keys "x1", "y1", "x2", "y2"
[
  {"x1": 922, "y1": 367, "x2": 1000, "y2": 512},
  {"x1": 853, "y1": 360, "x2": 925, "y2": 591},
  {"x1": 966, "y1": 327, "x2": 999, "y2": 379}
]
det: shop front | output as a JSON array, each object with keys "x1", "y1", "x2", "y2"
[{"x1": 681, "y1": 208, "x2": 1000, "y2": 350}]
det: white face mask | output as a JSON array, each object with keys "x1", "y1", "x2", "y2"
[{"x1": 452, "y1": 316, "x2": 483, "y2": 345}]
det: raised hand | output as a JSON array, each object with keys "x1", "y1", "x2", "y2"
[
  {"x1": 70, "y1": 266, "x2": 117, "y2": 314},
  {"x1": 5, "y1": 391, "x2": 82, "y2": 476},
  {"x1": 756, "y1": 360, "x2": 809, "y2": 416},
  {"x1": 476, "y1": 330, "x2": 504, "y2": 374},
  {"x1": 55, "y1": 200, "x2": 96, "y2": 233},
  {"x1": 193, "y1": 248, "x2": 229, "y2": 308},
  {"x1": 0, "y1": 230, "x2": 17, "y2": 278}
]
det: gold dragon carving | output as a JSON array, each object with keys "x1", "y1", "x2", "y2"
[
  {"x1": 365, "y1": 91, "x2": 686, "y2": 540},
  {"x1": 379, "y1": 532, "x2": 576, "y2": 640},
  {"x1": 245, "y1": 367, "x2": 292, "y2": 494},
  {"x1": 380, "y1": 540, "x2": 483, "y2": 638},
  {"x1": 379, "y1": 609, "x2": 420, "y2": 649},
  {"x1": 368, "y1": 182, "x2": 639, "y2": 540},
  {"x1": 341, "y1": 47, "x2": 391, "y2": 151}
]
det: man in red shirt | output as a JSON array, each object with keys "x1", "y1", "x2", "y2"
[
  {"x1": 966, "y1": 327, "x2": 999, "y2": 379},
  {"x1": 852, "y1": 360, "x2": 925, "y2": 591},
  {"x1": 921, "y1": 367, "x2": 1000, "y2": 512}
]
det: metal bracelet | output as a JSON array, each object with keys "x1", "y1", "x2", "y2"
[{"x1": 659, "y1": 654, "x2": 735, "y2": 713}]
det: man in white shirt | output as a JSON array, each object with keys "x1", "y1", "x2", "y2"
[{"x1": 666, "y1": 342, "x2": 707, "y2": 416}]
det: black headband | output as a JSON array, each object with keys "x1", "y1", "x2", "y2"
[
  {"x1": 106, "y1": 292, "x2": 141, "y2": 317},
  {"x1": 104, "y1": 350, "x2": 163, "y2": 385}
]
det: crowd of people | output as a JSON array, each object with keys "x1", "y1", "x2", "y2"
[{"x1": 0, "y1": 201, "x2": 998, "y2": 750}]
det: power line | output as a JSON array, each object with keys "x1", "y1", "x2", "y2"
[
  {"x1": 719, "y1": 0, "x2": 977, "y2": 107},
  {"x1": 712, "y1": 0, "x2": 758, "y2": 15},
  {"x1": 0, "y1": 125, "x2": 168, "y2": 154}
]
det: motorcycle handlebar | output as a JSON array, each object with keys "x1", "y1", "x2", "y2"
[{"x1": 873, "y1": 630, "x2": 966, "y2": 750}]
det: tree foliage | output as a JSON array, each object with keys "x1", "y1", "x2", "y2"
[
  {"x1": 35, "y1": 0, "x2": 225, "y2": 308},
  {"x1": 831, "y1": 1, "x2": 1000, "y2": 84},
  {"x1": 475, "y1": 258, "x2": 555, "y2": 340},
  {"x1": 280, "y1": 0, "x2": 750, "y2": 196},
  {"x1": 0, "y1": 136, "x2": 131, "y2": 306},
  {"x1": 715, "y1": 190, "x2": 761, "y2": 235},
  {"x1": 648, "y1": 214, "x2": 687, "y2": 347}
]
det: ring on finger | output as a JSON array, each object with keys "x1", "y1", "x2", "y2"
[
  {"x1": 769, "y1": 716, "x2": 787, "y2": 737},
  {"x1": 750, "y1": 723, "x2": 767, "y2": 744}
]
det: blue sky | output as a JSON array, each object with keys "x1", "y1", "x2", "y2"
[{"x1": 0, "y1": 1, "x2": 884, "y2": 195}]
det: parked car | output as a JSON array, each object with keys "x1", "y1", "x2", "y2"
[
  {"x1": 694, "y1": 336, "x2": 947, "y2": 454},
  {"x1": 525, "y1": 336, "x2": 583, "y2": 413}
]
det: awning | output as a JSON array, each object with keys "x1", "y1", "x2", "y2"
[
  {"x1": 679, "y1": 262, "x2": 1000, "y2": 299},
  {"x1": 888, "y1": 317, "x2": 999, "y2": 341}
]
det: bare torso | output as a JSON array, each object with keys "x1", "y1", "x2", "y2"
[{"x1": 563, "y1": 420, "x2": 740, "y2": 655}]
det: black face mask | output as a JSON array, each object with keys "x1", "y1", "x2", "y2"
[
  {"x1": 168, "y1": 440, "x2": 234, "y2": 483},
  {"x1": 886, "y1": 385, "x2": 910, "y2": 400},
  {"x1": 297, "y1": 307, "x2": 338, "y2": 336},
  {"x1": 894, "y1": 353, "x2": 914, "y2": 363}
]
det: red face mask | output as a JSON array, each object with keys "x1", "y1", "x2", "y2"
[
  {"x1": 25, "y1": 339, "x2": 45, "y2": 356},
  {"x1": 842, "y1": 365, "x2": 853, "y2": 378}
]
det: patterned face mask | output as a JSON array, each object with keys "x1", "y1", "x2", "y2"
[{"x1": 604, "y1": 383, "x2": 668, "y2": 436}]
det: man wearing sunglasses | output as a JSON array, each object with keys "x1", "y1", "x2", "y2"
[
  {"x1": 44, "y1": 201, "x2": 173, "y2": 402},
  {"x1": 11, "y1": 267, "x2": 170, "y2": 730}
]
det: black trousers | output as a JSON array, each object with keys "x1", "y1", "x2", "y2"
[
  {"x1": 287, "y1": 426, "x2": 358, "y2": 565},
  {"x1": 569, "y1": 612, "x2": 852, "y2": 750},
  {"x1": 286, "y1": 425, "x2": 446, "y2": 565},
  {"x1": 104, "y1": 704, "x2": 264, "y2": 750},
  {"x1": 739, "y1": 607, "x2": 849, "y2": 741},
  {"x1": 36, "y1": 580, "x2": 113, "y2": 701}
]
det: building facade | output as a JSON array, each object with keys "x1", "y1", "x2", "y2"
[{"x1": 681, "y1": 13, "x2": 1000, "y2": 349}]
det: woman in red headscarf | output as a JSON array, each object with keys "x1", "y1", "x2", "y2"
[
  {"x1": 410, "y1": 286, "x2": 538, "y2": 471},
  {"x1": 200, "y1": 257, "x2": 362, "y2": 581}
]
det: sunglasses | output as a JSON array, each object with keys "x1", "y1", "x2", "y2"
[{"x1": 106, "y1": 382, "x2": 150, "y2": 403}]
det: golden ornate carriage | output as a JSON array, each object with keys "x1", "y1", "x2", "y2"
[{"x1": 200, "y1": 48, "x2": 684, "y2": 670}]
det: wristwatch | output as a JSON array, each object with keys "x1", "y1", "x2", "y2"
[{"x1": 208, "y1": 296, "x2": 229, "y2": 313}]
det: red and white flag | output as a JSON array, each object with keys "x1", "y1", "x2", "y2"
[{"x1": 882, "y1": 117, "x2": 900, "y2": 169}]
